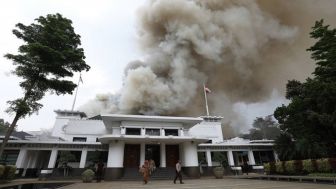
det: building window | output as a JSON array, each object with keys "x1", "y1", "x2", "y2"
[
  {"x1": 125, "y1": 128, "x2": 141, "y2": 135},
  {"x1": 206, "y1": 140, "x2": 212, "y2": 143},
  {"x1": 232, "y1": 151, "x2": 248, "y2": 166},
  {"x1": 73, "y1": 137, "x2": 87, "y2": 142},
  {"x1": 145, "y1": 128, "x2": 160, "y2": 136},
  {"x1": 165, "y1": 129, "x2": 178, "y2": 136},
  {"x1": 0, "y1": 150, "x2": 19, "y2": 165},
  {"x1": 253, "y1": 151, "x2": 275, "y2": 165},
  {"x1": 211, "y1": 151, "x2": 228, "y2": 167}
]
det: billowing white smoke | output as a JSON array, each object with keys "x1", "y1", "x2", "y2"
[{"x1": 80, "y1": 0, "x2": 334, "y2": 133}]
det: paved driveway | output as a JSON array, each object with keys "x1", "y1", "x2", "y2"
[{"x1": 61, "y1": 178, "x2": 335, "y2": 189}]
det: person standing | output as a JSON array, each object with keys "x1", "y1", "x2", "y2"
[
  {"x1": 140, "y1": 160, "x2": 150, "y2": 184},
  {"x1": 149, "y1": 159, "x2": 156, "y2": 175},
  {"x1": 242, "y1": 161, "x2": 249, "y2": 175},
  {"x1": 173, "y1": 160, "x2": 184, "y2": 184},
  {"x1": 96, "y1": 161, "x2": 104, "y2": 182}
]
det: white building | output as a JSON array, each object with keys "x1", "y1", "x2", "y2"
[{"x1": 1, "y1": 110, "x2": 277, "y2": 179}]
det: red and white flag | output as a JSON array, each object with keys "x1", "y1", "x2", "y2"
[{"x1": 204, "y1": 86, "x2": 211, "y2": 93}]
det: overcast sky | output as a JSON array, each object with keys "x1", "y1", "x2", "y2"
[
  {"x1": 0, "y1": 0, "x2": 288, "y2": 132},
  {"x1": 0, "y1": 0, "x2": 146, "y2": 131}
]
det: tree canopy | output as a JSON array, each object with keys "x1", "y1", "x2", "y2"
[
  {"x1": 0, "y1": 119, "x2": 11, "y2": 135},
  {"x1": 274, "y1": 20, "x2": 336, "y2": 160},
  {"x1": 0, "y1": 13, "x2": 90, "y2": 158}
]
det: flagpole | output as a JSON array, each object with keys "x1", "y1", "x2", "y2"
[
  {"x1": 71, "y1": 73, "x2": 82, "y2": 111},
  {"x1": 203, "y1": 83, "x2": 210, "y2": 116}
]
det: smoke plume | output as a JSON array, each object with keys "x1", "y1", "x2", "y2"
[{"x1": 80, "y1": 0, "x2": 336, "y2": 134}]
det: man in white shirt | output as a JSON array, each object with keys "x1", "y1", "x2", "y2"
[{"x1": 173, "y1": 160, "x2": 184, "y2": 184}]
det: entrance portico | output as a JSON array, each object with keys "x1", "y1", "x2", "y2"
[{"x1": 99, "y1": 114, "x2": 207, "y2": 180}]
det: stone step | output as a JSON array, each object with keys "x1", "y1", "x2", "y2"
[{"x1": 121, "y1": 167, "x2": 188, "y2": 180}]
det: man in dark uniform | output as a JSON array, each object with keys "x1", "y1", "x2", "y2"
[{"x1": 173, "y1": 160, "x2": 184, "y2": 184}]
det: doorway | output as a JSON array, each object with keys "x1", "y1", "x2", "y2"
[
  {"x1": 145, "y1": 144, "x2": 160, "y2": 167},
  {"x1": 124, "y1": 144, "x2": 140, "y2": 168},
  {"x1": 166, "y1": 145, "x2": 179, "y2": 167}
]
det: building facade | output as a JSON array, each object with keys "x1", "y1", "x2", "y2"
[{"x1": 1, "y1": 110, "x2": 277, "y2": 179}]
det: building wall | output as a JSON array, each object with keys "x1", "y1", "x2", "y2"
[{"x1": 189, "y1": 120, "x2": 223, "y2": 143}]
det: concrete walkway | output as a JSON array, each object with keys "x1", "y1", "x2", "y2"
[{"x1": 59, "y1": 178, "x2": 336, "y2": 189}]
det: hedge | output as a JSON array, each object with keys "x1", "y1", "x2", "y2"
[
  {"x1": 275, "y1": 162, "x2": 284, "y2": 174},
  {"x1": 0, "y1": 165, "x2": 16, "y2": 181},
  {"x1": 264, "y1": 162, "x2": 276, "y2": 174},
  {"x1": 264, "y1": 158, "x2": 335, "y2": 175},
  {"x1": 302, "y1": 159, "x2": 315, "y2": 173},
  {"x1": 285, "y1": 161, "x2": 295, "y2": 174},
  {"x1": 328, "y1": 158, "x2": 336, "y2": 171},
  {"x1": 317, "y1": 158, "x2": 332, "y2": 173}
]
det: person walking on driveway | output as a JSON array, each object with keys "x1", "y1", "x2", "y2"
[
  {"x1": 140, "y1": 160, "x2": 150, "y2": 184},
  {"x1": 173, "y1": 160, "x2": 184, "y2": 184}
]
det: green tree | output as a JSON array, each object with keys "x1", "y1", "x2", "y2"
[
  {"x1": 241, "y1": 115, "x2": 281, "y2": 140},
  {"x1": 0, "y1": 119, "x2": 11, "y2": 134},
  {"x1": 0, "y1": 13, "x2": 90, "y2": 158},
  {"x1": 274, "y1": 20, "x2": 336, "y2": 160}
]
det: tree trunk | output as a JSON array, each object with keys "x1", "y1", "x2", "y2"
[
  {"x1": 0, "y1": 80, "x2": 36, "y2": 160},
  {"x1": 0, "y1": 113, "x2": 21, "y2": 160}
]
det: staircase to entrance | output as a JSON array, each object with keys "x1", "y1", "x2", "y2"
[{"x1": 120, "y1": 167, "x2": 188, "y2": 180}]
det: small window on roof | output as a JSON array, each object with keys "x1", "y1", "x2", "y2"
[
  {"x1": 126, "y1": 128, "x2": 141, "y2": 135},
  {"x1": 165, "y1": 129, "x2": 178, "y2": 136},
  {"x1": 145, "y1": 128, "x2": 160, "y2": 136}
]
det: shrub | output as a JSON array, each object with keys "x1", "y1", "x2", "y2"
[
  {"x1": 285, "y1": 161, "x2": 295, "y2": 174},
  {"x1": 328, "y1": 158, "x2": 336, "y2": 172},
  {"x1": 294, "y1": 160, "x2": 303, "y2": 174},
  {"x1": 0, "y1": 165, "x2": 4, "y2": 178},
  {"x1": 3, "y1": 165, "x2": 16, "y2": 180},
  {"x1": 270, "y1": 162, "x2": 276, "y2": 174},
  {"x1": 275, "y1": 162, "x2": 284, "y2": 174},
  {"x1": 81, "y1": 169, "x2": 95, "y2": 183},
  {"x1": 264, "y1": 163, "x2": 270, "y2": 174},
  {"x1": 264, "y1": 162, "x2": 276, "y2": 175},
  {"x1": 311, "y1": 159, "x2": 318, "y2": 171},
  {"x1": 303, "y1": 159, "x2": 315, "y2": 173},
  {"x1": 317, "y1": 158, "x2": 332, "y2": 173}
]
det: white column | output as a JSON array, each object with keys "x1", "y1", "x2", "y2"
[
  {"x1": 121, "y1": 127, "x2": 126, "y2": 135},
  {"x1": 141, "y1": 128, "x2": 146, "y2": 136},
  {"x1": 160, "y1": 143, "x2": 166, "y2": 167},
  {"x1": 206, "y1": 150, "x2": 212, "y2": 167},
  {"x1": 22, "y1": 152, "x2": 32, "y2": 176},
  {"x1": 28, "y1": 151, "x2": 39, "y2": 168},
  {"x1": 107, "y1": 141, "x2": 125, "y2": 168},
  {"x1": 140, "y1": 143, "x2": 145, "y2": 166},
  {"x1": 16, "y1": 148, "x2": 28, "y2": 168},
  {"x1": 179, "y1": 128, "x2": 184, "y2": 136},
  {"x1": 161, "y1": 128, "x2": 165, "y2": 136},
  {"x1": 48, "y1": 148, "x2": 58, "y2": 169},
  {"x1": 79, "y1": 148, "x2": 88, "y2": 168},
  {"x1": 182, "y1": 142, "x2": 198, "y2": 167},
  {"x1": 248, "y1": 150, "x2": 256, "y2": 165},
  {"x1": 227, "y1": 150, "x2": 234, "y2": 166}
]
